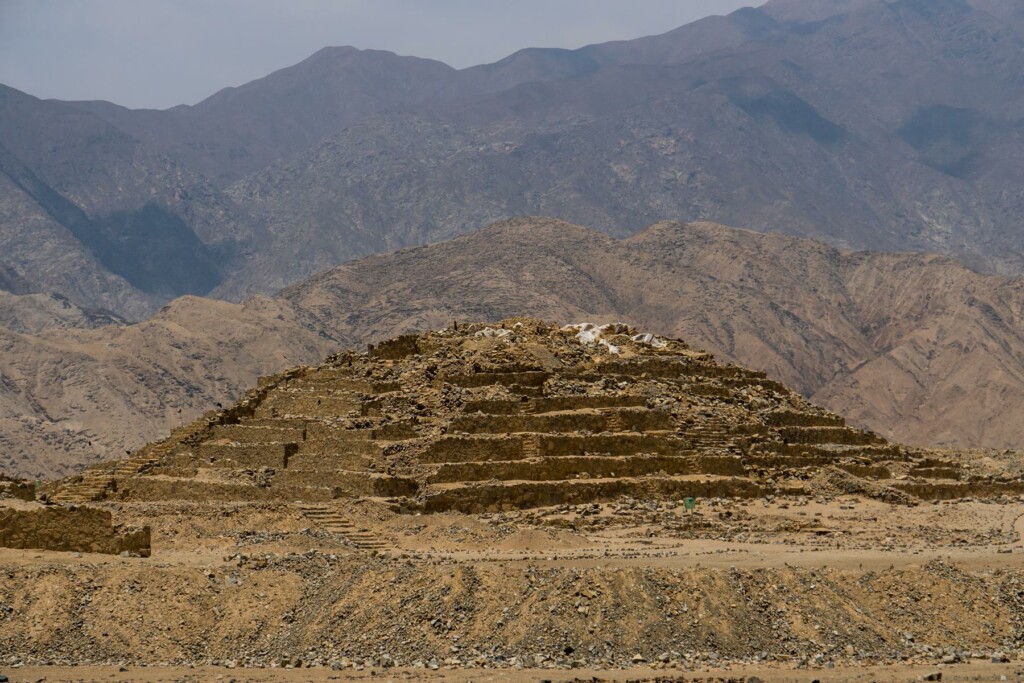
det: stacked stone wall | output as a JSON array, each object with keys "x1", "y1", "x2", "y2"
[
  {"x1": 421, "y1": 436, "x2": 526, "y2": 463},
  {"x1": 778, "y1": 426, "x2": 884, "y2": 446},
  {"x1": 540, "y1": 434, "x2": 688, "y2": 457},
  {"x1": 446, "y1": 409, "x2": 675, "y2": 435},
  {"x1": 197, "y1": 443, "x2": 296, "y2": 468},
  {"x1": 287, "y1": 450, "x2": 376, "y2": 471},
  {"x1": 255, "y1": 393, "x2": 359, "y2": 418},
  {"x1": 368, "y1": 334, "x2": 420, "y2": 360},
  {"x1": 122, "y1": 479, "x2": 334, "y2": 503},
  {"x1": 272, "y1": 470, "x2": 417, "y2": 496},
  {"x1": 0, "y1": 506, "x2": 149, "y2": 555},
  {"x1": 421, "y1": 476, "x2": 766, "y2": 513},
  {"x1": 766, "y1": 412, "x2": 846, "y2": 428},
  {"x1": 0, "y1": 478, "x2": 35, "y2": 501},
  {"x1": 893, "y1": 480, "x2": 1024, "y2": 500},
  {"x1": 427, "y1": 454, "x2": 746, "y2": 484},
  {"x1": 444, "y1": 371, "x2": 550, "y2": 388},
  {"x1": 211, "y1": 424, "x2": 306, "y2": 442}
]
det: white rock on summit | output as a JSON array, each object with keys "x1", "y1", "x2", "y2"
[{"x1": 561, "y1": 323, "x2": 667, "y2": 352}]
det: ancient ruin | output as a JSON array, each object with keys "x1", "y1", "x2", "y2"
[
  {"x1": 0, "y1": 506, "x2": 149, "y2": 556},
  {"x1": 46, "y1": 319, "x2": 1022, "y2": 513}
]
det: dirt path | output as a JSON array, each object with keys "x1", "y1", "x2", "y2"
[
  {"x1": 428, "y1": 540, "x2": 1023, "y2": 571},
  {"x1": 3, "y1": 662, "x2": 1021, "y2": 683}
]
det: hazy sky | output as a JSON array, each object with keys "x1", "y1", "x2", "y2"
[{"x1": 0, "y1": 0, "x2": 754, "y2": 109}]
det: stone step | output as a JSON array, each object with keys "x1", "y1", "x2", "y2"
[
  {"x1": 254, "y1": 393, "x2": 361, "y2": 418},
  {"x1": 54, "y1": 451, "x2": 163, "y2": 502},
  {"x1": 197, "y1": 442, "x2": 297, "y2": 469},
  {"x1": 442, "y1": 371, "x2": 550, "y2": 389},
  {"x1": 417, "y1": 475, "x2": 767, "y2": 514},
  {"x1": 426, "y1": 454, "x2": 746, "y2": 484},
  {"x1": 52, "y1": 486, "x2": 111, "y2": 503},
  {"x1": 461, "y1": 395, "x2": 648, "y2": 416},
  {"x1": 777, "y1": 426, "x2": 887, "y2": 446},
  {"x1": 448, "y1": 409, "x2": 673, "y2": 435},
  {"x1": 211, "y1": 424, "x2": 306, "y2": 443},
  {"x1": 297, "y1": 505, "x2": 388, "y2": 550}
]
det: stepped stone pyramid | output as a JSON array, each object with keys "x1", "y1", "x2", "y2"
[{"x1": 53, "y1": 319, "x2": 1024, "y2": 510}]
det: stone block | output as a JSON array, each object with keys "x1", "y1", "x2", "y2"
[{"x1": 0, "y1": 506, "x2": 150, "y2": 556}]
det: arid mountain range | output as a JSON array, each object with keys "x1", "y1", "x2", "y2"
[
  {"x1": 2, "y1": 0, "x2": 1024, "y2": 317},
  {"x1": 3, "y1": 218, "x2": 1023, "y2": 479}
]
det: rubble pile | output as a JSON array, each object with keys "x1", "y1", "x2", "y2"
[{"x1": 0, "y1": 550, "x2": 1021, "y2": 670}]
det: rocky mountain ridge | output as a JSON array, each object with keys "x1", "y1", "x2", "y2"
[
  {"x1": 3, "y1": 0, "x2": 1024, "y2": 314},
  {"x1": 2, "y1": 218, "x2": 1023, "y2": 479}
]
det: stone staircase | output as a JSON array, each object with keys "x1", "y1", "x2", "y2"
[
  {"x1": 521, "y1": 434, "x2": 540, "y2": 459},
  {"x1": 681, "y1": 423, "x2": 735, "y2": 449},
  {"x1": 120, "y1": 372, "x2": 422, "y2": 503},
  {"x1": 297, "y1": 505, "x2": 388, "y2": 550},
  {"x1": 52, "y1": 450, "x2": 165, "y2": 503}
]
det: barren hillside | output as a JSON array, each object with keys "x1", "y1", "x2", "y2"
[
  {"x1": 4, "y1": 0, "x2": 1024, "y2": 315},
  {"x1": 2, "y1": 218, "x2": 1022, "y2": 479}
]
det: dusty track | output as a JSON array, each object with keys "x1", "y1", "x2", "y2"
[
  {"x1": 2, "y1": 495, "x2": 1023, "y2": 675},
  {"x1": 2, "y1": 662, "x2": 1023, "y2": 682}
]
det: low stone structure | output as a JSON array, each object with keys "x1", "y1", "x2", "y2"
[
  {"x1": 0, "y1": 474, "x2": 35, "y2": 501},
  {"x1": 48, "y1": 319, "x2": 1024, "y2": 510},
  {"x1": 0, "y1": 505, "x2": 150, "y2": 556}
]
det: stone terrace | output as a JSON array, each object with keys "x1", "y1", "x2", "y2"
[{"x1": 51, "y1": 320, "x2": 1024, "y2": 512}]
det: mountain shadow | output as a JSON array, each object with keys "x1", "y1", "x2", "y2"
[{"x1": 83, "y1": 204, "x2": 223, "y2": 297}]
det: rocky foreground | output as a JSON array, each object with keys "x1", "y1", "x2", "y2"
[{"x1": 1, "y1": 493, "x2": 1022, "y2": 677}]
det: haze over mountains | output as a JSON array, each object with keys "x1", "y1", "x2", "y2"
[
  {"x1": 3, "y1": 0, "x2": 1024, "y2": 477},
  {"x1": 3, "y1": 0, "x2": 1024, "y2": 316},
  {"x1": 4, "y1": 218, "x2": 1024, "y2": 479}
]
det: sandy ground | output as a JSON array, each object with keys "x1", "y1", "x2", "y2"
[
  {"x1": 2, "y1": 662, "x2": 1022, "y2": 682},
  {"x1": 3, "y1": 494, "x2": 1023, "y2": 677},
  {"x1": 5, "y1": 494, "x2": 1024, "y2": 571}
]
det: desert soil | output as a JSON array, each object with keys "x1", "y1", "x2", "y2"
[{"x1": 2, "y1": 493, "x2": 1023, "y2": 681}]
